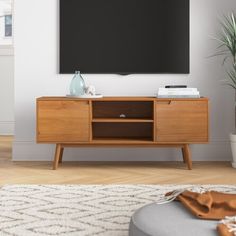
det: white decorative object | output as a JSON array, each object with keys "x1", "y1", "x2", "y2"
[
  {"x1": 77, "y1": 94, "x2": 103, "y2": 98},
  {"x1": 66, "y1": 85, "x2": 103, "y2": 98},
  {"x1": 66, "y1": 94, "x2": 103, "y2": 98},
  {"x1": 157, "y1": 87, "x2": 200, "y2": 98},
  {"x1": 85, "y1": 85, "x2": 96, "y2": 96}
]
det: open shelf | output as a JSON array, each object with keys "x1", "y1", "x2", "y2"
[
  {"x1": 92, "y1": 137, "x2": 154, "y2": 143},
  {"x1": 91, "y1": 101, "x2": 154, "y2": 142},
  {"x1": 92, "y1": 122, "x2": 154, "y2": 141},
  {"x1": 92, "y1": 118, "x2": 154, "y2": 123},
  {"x1": 92, "y1": 101, "x2": 154, "y2": 119}
]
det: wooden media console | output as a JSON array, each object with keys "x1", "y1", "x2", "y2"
[{"x1": 36, "y1": 97, "x2": 209, "y2": 170}]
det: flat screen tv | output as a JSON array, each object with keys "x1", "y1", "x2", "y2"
[{"x1": 60, "y1": 0, "x2": 189, "y2": 74}]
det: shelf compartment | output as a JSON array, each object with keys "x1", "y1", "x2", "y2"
[
  {"x1": 92, "y1": 138, "x2": 153, "y2": 143},
  {"x1": 92, "y1": 101, "x2": 153, "y2": 119},
  {"x1": 92, "y1": 118, "x2": 154, "y2": 123},
  {"x1": 92, "y1": 122, "x2": 153, "y2": 141}
]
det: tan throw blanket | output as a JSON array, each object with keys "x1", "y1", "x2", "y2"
[
  {"x1": 174, "y1": 191, "x2": 236, "y2": 236},
  {"x1": 176, "y1": 191, "x2": 236, "y2": 220}
]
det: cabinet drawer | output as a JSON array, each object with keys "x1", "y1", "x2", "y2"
[
  {"x1": 156, "y1": 100, "x2": 208, "y2": 143},
  {"x1": 37, "y1": 100, "x2": 90, "y2": 142}
]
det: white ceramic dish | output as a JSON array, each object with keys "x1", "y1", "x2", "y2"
[{"x1": 66, "y1": 94, "x2": 103, "y2": 98}]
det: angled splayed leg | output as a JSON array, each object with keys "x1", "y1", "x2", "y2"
[
  {"x1": 182, "y1": 144, "x2": 192, "y2": 170},
  {"x1": 53, "y1": 144, "x2": 63, "y2": 170}
]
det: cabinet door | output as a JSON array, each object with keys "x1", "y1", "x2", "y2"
[
  {"x1": 37, "y1": 100, "x2": 90, "y2": 142},
  {"x1": 156, "y1": 100, "x2": 208, "y2": 143}
]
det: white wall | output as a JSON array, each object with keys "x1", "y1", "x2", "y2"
[
  {"x1": 0, "y1": 1, "x2": 14, "y2": 135},
  {"x1": 13, "y1": 0, "x2": 236, "y2": 161},
  {"x1": 0, "y1": 54, "x2": 14, "y2": 135}
]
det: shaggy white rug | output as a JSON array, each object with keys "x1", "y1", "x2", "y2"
[{"x1": 0, "y1": 185, "x2": 236, "y2": 236}]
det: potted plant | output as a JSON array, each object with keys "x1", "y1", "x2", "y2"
[{"x1": 213, "y1": 13, "x2": 236, "y2": 168}]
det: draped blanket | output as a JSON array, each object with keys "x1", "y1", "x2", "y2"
[{"x1": 175, "y1": 191, "x2": 236, "y2": 236}]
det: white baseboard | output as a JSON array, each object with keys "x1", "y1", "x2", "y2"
[
  {"x1": 0, "y1": 121, "x2": 14, "y2": 135},
  {"x1": 12, "y1": 139, "x2": 232, "y2": 162}
]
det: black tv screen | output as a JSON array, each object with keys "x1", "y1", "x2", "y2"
[{"x1": 60, "y1": 0, "x2": 189, "y2": 74}]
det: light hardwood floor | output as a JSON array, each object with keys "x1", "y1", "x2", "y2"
[{"x1": 1, "y1": 136, "x2": 236, "y2": 185}]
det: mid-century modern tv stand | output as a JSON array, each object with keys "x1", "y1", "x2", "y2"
[{"x1": 36, "y1": 97, "x2": 209, "y2": 170}]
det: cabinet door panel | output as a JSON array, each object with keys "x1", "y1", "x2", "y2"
[
  {"x1": 37, "y1": 100, "x2": 90, "y2": 142},
  {"x1": 156, "y1": 101, "x2": 208, "y2": 142}
]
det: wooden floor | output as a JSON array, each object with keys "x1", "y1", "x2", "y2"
[{"x1": 1, "y1": 136, "x2": 236, "y2": 185}]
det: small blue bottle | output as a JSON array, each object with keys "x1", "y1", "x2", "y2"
[{"x1": 69, "y1": 71, "x2": 86, "y2": 96}]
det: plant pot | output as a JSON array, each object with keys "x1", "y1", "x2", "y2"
[{"x1": 230, "y1": 133, "x2": 236, "y2": 168}]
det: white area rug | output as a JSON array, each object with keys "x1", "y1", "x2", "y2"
[{"x1": 0, "y1": 185, "x2": 236, "y2": 236}]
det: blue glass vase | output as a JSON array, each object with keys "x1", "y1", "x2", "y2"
[{"x1": 70, "y1": 71, "x2": 86, "y2": 96}]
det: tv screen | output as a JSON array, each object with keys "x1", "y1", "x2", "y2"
[{"x1": 60, "y1": 0, "x2": 189, "y2": 74}]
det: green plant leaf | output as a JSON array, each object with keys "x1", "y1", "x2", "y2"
[{"x1": 212, "y1": 12, "x2": 236, "y2": 85}]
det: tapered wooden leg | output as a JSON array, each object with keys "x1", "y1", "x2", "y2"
[
  {"x1": 181, "y1": 147, "x2": 186, "y2": 163},
  {"x1": 53, "y1": 144, "x2": 62, "y2": 170},
  {"x1": 59, "y1": 147, "x2": 64, "y2": 163},
  {"x1": 182, "y1": 144, "x2": 192, "y2": 170}
]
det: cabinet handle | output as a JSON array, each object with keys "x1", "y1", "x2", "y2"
[{"x1": 119, "y1": 114, "x2": 126, "y2": 118}]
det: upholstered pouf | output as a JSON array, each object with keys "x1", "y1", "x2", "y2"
[{"x1": 129, "y1": 202, "x2": 218, "y2": 236}]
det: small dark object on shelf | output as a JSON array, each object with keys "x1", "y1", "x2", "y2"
[{"x1": 165, "y1": 85, "x2": 187, "y2": 88}]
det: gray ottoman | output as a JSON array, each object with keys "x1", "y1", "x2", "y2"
[{"x1": 129, "y1": 202, "x2": 218, "y2": 236}]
